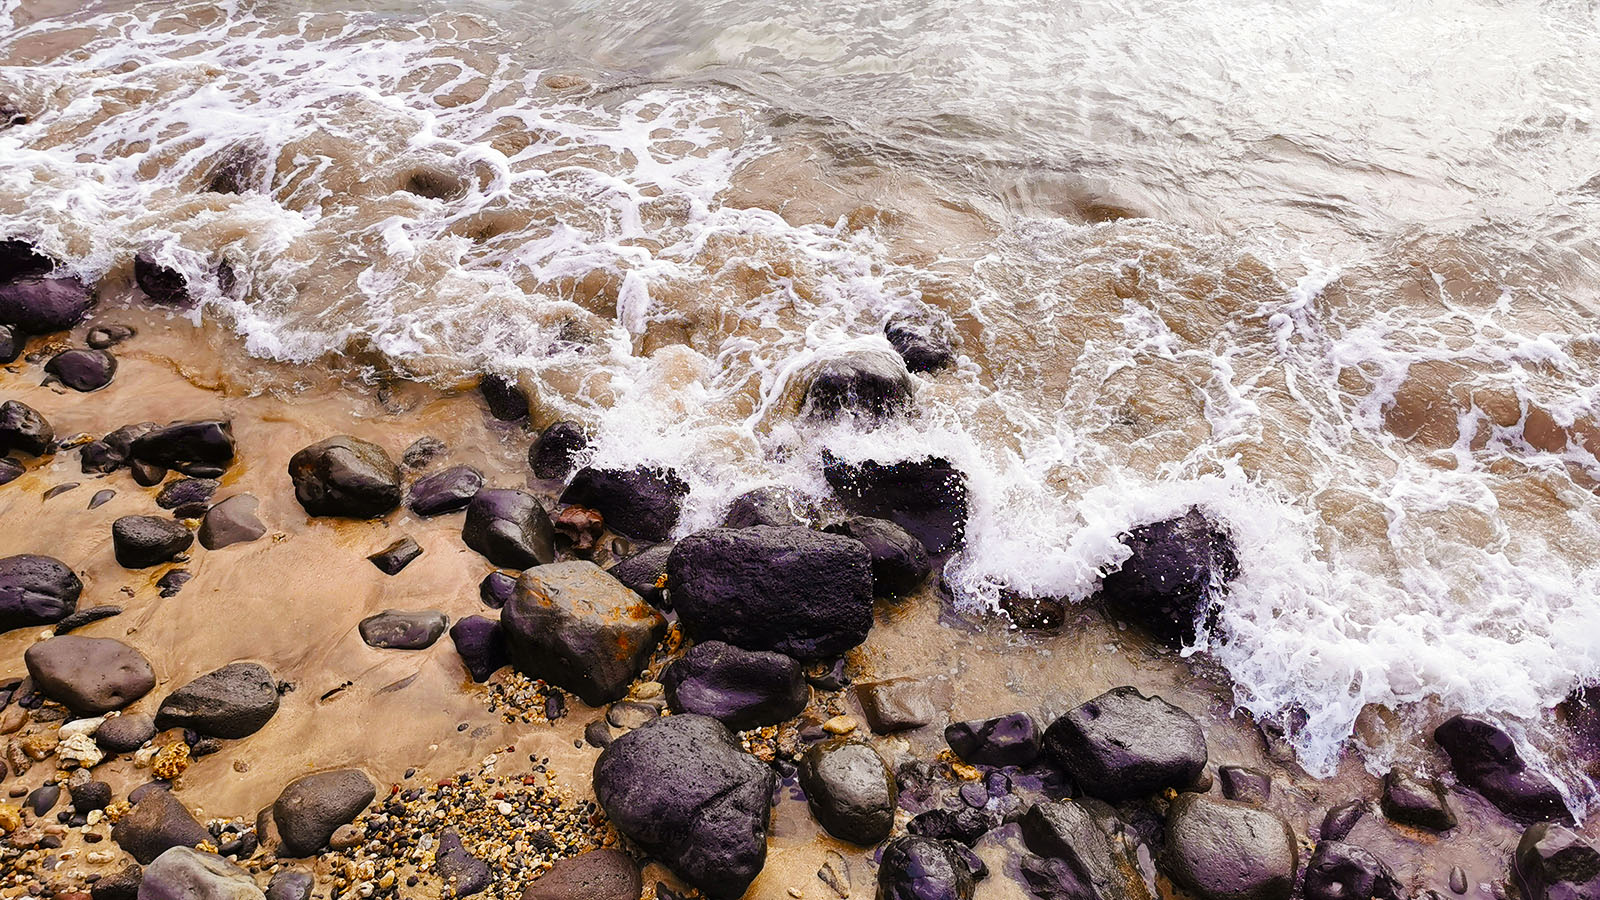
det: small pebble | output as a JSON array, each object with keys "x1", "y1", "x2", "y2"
[{"x1": 822, "y1": 715, "x2": 858, "y2": 735}]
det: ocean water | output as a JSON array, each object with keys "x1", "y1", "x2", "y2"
[{"x1": 4, "y1": 0, "x2": 1600, "y2": 788}]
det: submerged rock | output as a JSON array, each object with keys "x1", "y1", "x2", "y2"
[
  {"x1": 594, "y1": 715, "x2": 774, "y2": 899},
  {"x1": 478, "y1": 373, "x2": 529, "y2": 421},
  {"x1": 668, "y1": 525, "x2": 873, "y2": 660},
  {"x1": 945, "y1": 712, "x2": 1041, "y2": 768},
  {"x1": 272, "y1": 769, "x2": 376, "y2": 857},
  {"x1": 199, "y1": 495, "x2": 267, "y2": 550},
  {"x1": 449, "y1": 616, "x2": 507, "y2": 683},
  {"x1": 1379, "y1": 768, "x2": 1456, "y2": 831},
  {"x1": 87, "y1": 324, "x2": 136, "y2": 349},
  {"x1": 25, "y1": 636, "x2": 155, "y2": 715},
  {"x1": 877, "y1": 836, "x2": 984, "y2": 900},
  {"x1": 0, "y1": 400, "x2": 53, "y2": 456},
  {"x1": 528, "y1": 421, "x2": 587, "y2": 480},
  {"x1": 44, "y1": 348, "x2": 116, "y2": 392},
  {"x1": 1020, "y1": 799, "x2": 1147, "y2": 900},
  {"x1": 112, "y1": 789, "x2": 212, "y2": 864},
  {"x1": 0, "y1": 276, "x2": 95, "y2": 334},
  {"x1": 139, "y1": 846, "x2": 265, "y2": 900},
  {"x1": 520, "y1": 849, "x2": 641, "y2": 900},
  {"x1": 1303, "y1": 840, "x2": 1401, "y2": 900},
  {"x1": 885, "y1": 311, "x2": 957, "y2": 373},
  {"x1": 134, "y1": 254, "x2": 191, "y2": 307},
  {"x1": 1164, "y1": 794, "x2": 1298, "y2": 900},
  {"x1": 1219, "y1": 766, "x2": 1273, "y2": 805},
  {"x1": 561, "y1": 466, "x2": 689, "y2": 543},
  {"x1": 156, "y1": 662, "x2": 280, "y2": 739},
  {"x1": 799, "y1": 738, "x2": 896, "y2": 845},
  {"x1": 1434, "y1": 715, "x2": 1569, "y2": 823},
  {"x1": 855, "y1": 678, "x2": 937, "y2": 734},
  {"x1": 462, "y1": 489, "x2": 555, "y2": 569},
  {"x1": 1043, "y1": 686, "x2": 1207, "y2": 801},
  {"x1": 823, "y1": 452, "x2": 968, "y2": 553},
  {"x1": 359, "y1": 609, "x2": 447, "y2": 649},
  {"x1": 0, "y1": 554, "x2": 79, "y2": 632},
  {"x1": 722, "y1": 485, "x2": 810, "y2": 529},
  {"x1": 801, "y1": 349, "x2": 914, "y2": 422},
  {"x1": 130, "y1": 420, "x2": 235, "y2": 474},
  {"x1": 1098, "y1": 507, "x2": 1239, "y2": 647},
  {"x1": 407, "y1": 465, "x2": 483, "y2": 516},
  {"x1": 662, "y1": 640, "x2": 808, "y2": 730},
  {"x1": 824, "y1": 515, "x2": 930, "y2": 596},
  {"x1": 503, "y1": 561, "x2": 665, "y2": 705},
  {"x1": 287, "y1": 435, "x2": 401, "y2": 518},
  {"x1": 112, "y1": 516, "x2": 193, "y2": 568},
  {"x1": 1513, "y1": 823, "x2": 1600, "y2": 900}
]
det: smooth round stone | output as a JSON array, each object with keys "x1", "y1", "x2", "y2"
[{"x1": 44, "y1": 349, "x2": 117, "y2": 392}]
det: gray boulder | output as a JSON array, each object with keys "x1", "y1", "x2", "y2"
[
  {"x1": 359, "y1": 609, "x2": 448, "y2": 650},
  {"x1": 799, "y1": 738, "x2": 896, "y2": 845},
  {"x1": 112, "y1": 789, "x2": 213, "y2": 864},
  {"x1": 137, "y1": 846, "x2": 265, "y2": 900},
  {"x1": 1379, "y1": 768, "x2": 1456, "y2": 831},
  {"x1": 462, "y1": 489, "x2": 554, "y2": 569},
  {"x1": 287, "y1": 436, "x2": 401, "y2": 518},
  {"x1": 721, "y1": 486, "x2": 810, "y2": 528},
  {"x1": 1164, "y1": 794, "x2": 1297, "y2": 900},
  {"x1": 0, "y1": 553, "x2": 80, "y2": 632},
  {"x1": 272, "y1": 769, "x2": 376, "y2": 857},
  {"x1": 1043, "y1": 686, "x2": 1207, "y2": 801},
  {"x1": 97, "y1": 713, "x2": 158, "y2": 752},
  {"x1": 113, "y1": 516, "x2": 193, "y2": 568},
  {"x1": 156, "y1": 662, "x2": 280, "y2": 739},
  {"x1": 25, "y1": 635, "x2": 155, "y2": 715},
  {"x1": 662, "y1": 640, "x2": 808, "y2": 730},
  {"x1": 199, "y1": 495, "x2": 267, "y2": 550}
]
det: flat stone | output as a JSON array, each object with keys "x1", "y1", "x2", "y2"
[
  {"x1": 359, "y1": 609, "x2": 448, "y2": 650},
  {"x1": 137, "y1": 846, "x2": 265, "y2": 900},
  {"x1": 155, "y1": 478, "x2": 218, "y2": 512},
  {"x1": 25, "y1": 636, "x2": 155, "y2": 715},
  {"x1": 112, "y1": 516, "x2": 193, "y2": 568},
  {"x1": 408, "y1": 465, "x2": 483, "y2": 516},
  {"x1": 854, "y1": 678, "x2": 936, "y2": 734},
  {"x1": 520, "y1": 849, "x2": 640, "y2": 900},
  {"x1": 87, "y1": 324, "x2": 135, "y2": 349},
  {"x1": 367, "y1": 537, "x2": 422, "y2": 575},
  {"x1": 662, "y1": 640, "x2": 809, "y2": 731}
]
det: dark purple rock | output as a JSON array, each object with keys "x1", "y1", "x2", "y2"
[
  {"x1": 608, "y1": 542, "x2": 673, "y2": 608},
  {"x1": 1514, "y1": 823, "x2": 1600, "y2": 900},
  {"x1": 131, "y1": 420, "x2": 234, "y2": 473},
  {"x1": 23, "y1": 635, "x2": 154, "y2": 714},
  {"x1": 156, "y1": 662, "x2": 280, "y2": 739},
  {"x1": 155, "y1": 477, "x2": 218, "y2": 511},
  {"x1": 478, "y1": 571, "x2": 516, "y2": 609},
  {"x1": 1434, "y1": 715, "x2": 1569, "y2": 823},
  {"x1": 0, "y1": 553, "x2": 81, "y2": 632},
  {"x1": 407, "y1": 465, "x2": 483, "y2": 516},
  {"x1": 663, "y1": 640, "x2": 808, "y2": 731},
  {"x1": 824, "y1": 515, "x2": 930, "y2": 596},
  {"x1": 462, "y1": 489, "x2": 554, "y2": 569},
  {"x1": 0, "y1": 276, "x2": 95, "y2": 334},
  {"x1": 0, "y1": 400, "x2": 52, "y2": 456},
  {"x1": 561, "y1": 466, "x2": 688, "y2": 543},
  {"x1": 822, "y1": 452, "x2": 967, "y2": 553},
  {"x1": 1043, "y1": 686, "x2": 1207, "y2": 802},
  {"x1": 112, "y1": 515, "x2": 192, "y2": 568},
  {"x1": 0, "y1": 239, "x2": 54, "y2": 282},
  {"x1": 944, "y1": 712, "x2": 1041, "y2": 768},
  {"x1": 1165, "y1": 794, "x2": 1298, "y2": 900},
  {"x1": 885, "y1": 311, "x2": 956, "y2": 373},
  {"x1": 71, "y1": 780, "x2": 112, "y2": 813},
  {"x1": 1304, "y1": 840, "x2": 1401, "y2": 900},
  {"x1": 27, "y1": 783, "x2": 60, "y2": 816},
  {"x1": 528, "y1": 421, "x2": 587, "y2": 480},
  {"x1": 1379, "y1": 769, "x2": 1456, "y2": 831},
  {"x1": 908, "y1": 807, "x2": 992, "y2": 846},
  {"x1": 1099, "y1": 507, "x2": 1239, "y2": 647},
  {"x1": 478, "y1": 373, "x2": 528, "y2": 421},
  {"x1": 367, "y1": 537, "x2": 422, "y2": 575},
  {"x1": 288, "y1": 435, "x2": 401, "y2": 518},
  {"x1": 1320, "y1": 800, "x2": 1366, "y2": 842},
  {"x1": 359, "y1": 609, "x2": 448, "y2": 650},
  {"x1": 43, "y1": 481, "x2": 78, "y2": 500},
  {"x1": 435, "y1": 828, "x2": 491, "y2": 896},
  {"x1": 44, "y1": 348, "x2": 116, "y2": 391},
  {"x1": 877, "y1": 836, "x2": 983, "y2": 900},
  {"x1": 1219, "y1": 766, "x2": 1272, "y2": 805},
  {"x1": 80, "y1": 422, "x2": 157, "y2": 473},
  {"x1": 156, "y1": 569, "x2": 191, "y2": 597},
  {"x1": 0, "y1": 456, "x2": 20, "y2": 485},
  {"x1": 266, "y1": 870, "x2": 312, "y2": 900},
  {"x1": 134, "y1": 254, "x2": 190, "y2": 307},
  {"x1": 449, "y1": 616, "x2": 507, "y2": 682},
  {"x1": 55, "y1": 604, "x2": 123, "y2": 634}
]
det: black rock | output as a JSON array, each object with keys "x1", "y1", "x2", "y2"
[
  {"x1": 1379, "y1": 769, "x2": 1456, "y2": 831},
  {"x1": 1099, "y1": 507, "x2": 1239, "y2": 647},
  {"x1": 0, "y1": 323, "x2": 17, "y2": 363},
  {"x1": 945, "y1": 712, "x2": 1041, "y2": 768},
  {"x1": 80, "y1": 422, "x2": 157, "y2": 473},
  {"x1": 97, "y1": 713, "x2": 158, "y2": 752},
  {"x1": 479, "y1": 373, "x2": 528, "y2": 421},
  {"x1": 367, "y1": 537, "x2": 423, "y2": 575},
  {"x1": 0, "y1": 239, "x2": 53, "y2": 282},
  {"x1": 87, "y1": 324, "x2": 136, "y2": 349},
  {"x1": 0, "y1": 400, "x2": 53, "y2": 456},
  {"x1": 1434, "y1": 714, "x2": 1569, "y2": 823},
  {"x1": 1164, "y1": 794, "x2": 1298, "y2": 900},
  {"x1": 1219, "y1": 766, "x2": 1272, "y2": 805},
  {"x1": 265, "y1": 869, "x2": 313, "y2": 900},
  {"x1": 998, "y1": 590, "x2": 1067, "y2": 630},
  {"x1": 1043, "y1": 686, "x2": 1207, "y2": 801},
  {"x1": 407, "y1": 465, "x2": 483, "y2": 516},
  {"x1": 799, "y1": 737, "x2": 896, "y2": 845},
  {"x1": 92, "y1": 865, "x2": 143, "y2": 900},
  {"x1": 0, "y1": 553, "x2": 78, "y2": 632},
  {"x1": 528, "y1": 421, "x2": 587, "y2": 480},
  {"x1": 0, "y1": 276, "x2": 95, "y2": 334},
  {"x1": 662, "y1": 640, "x2": 808, "y2": 731},
  {"x1": 449, "y1": 615, "x2": 507, "y2": 683},
  {"x1": 462, "y1": 489, "x2": 554, "y2": 569},
  {"x1": 822, "y1": 452, "x2": 967, "y2": 553},
  {"x1": 823, "y1": 516, "x2": 930, "y2": 597},
  {"x1": 885, "y1": 311, "x2": 956, "y2": 373},
  {"x1": 71, "y1": 780, "x2": 113, "y2": 813},
  {"x1": 134, "y1": 254, "x2": 190, "y2": 307},
  {"x1": 54, "y1": 604, "x2": 122, "y2": 634},
  {"x1": 27, "y1": 783, "x2": 60, "y2": 816},
  {"x1": 156, "y1": 662, "x2": 281, "y2": 739},
  {"x1": 877, "y1": 836, "x2": 983, "y2": 900},
  {"x1": 593, "y1": 715, "x2": 774, "y2": 899},
  {"x1": 359, "y1": 609, "x2": 448, "y2": 650},
  {"x1": 908, "y1": 807, "x2": 992, "y2": 846},
  {"x1": 608, "y1": 542, "x2": 673, "y2": 608},
  {"x1": 199, "y1": 495, "x2": 267, "y2": 550},
  {"x1": 0, "y1": 456, "x2": 21, "y2": 485},
  {"x1": 561, "y1": 466, "x2": 688, "y2": 543},
  {"x1": 503, "y1": 561, "x2": 666, "y2": 706},
  {"x1": 132, "y1": 459, "x2": 166, "y2": 486},
  {"x1": 131, "y1": 420, "x2": 235, "y2": 473},
  {"x1": 111, "y1": 789, "x2": 212, "y2": 864},
  {"x1": 435, "y1": 828, "x2": 492, "y2": 896},
  {"x1": 112, "y1": 515, "x2": 193, "y2": 568},
  {"x1": 1321, "y1": 800, "x2": 1366, "y2": 842},
  {"x1": 401, "y1": 436, "x2": 446, "y2": 470},
  {"x1": 722, "y1": 486, "x2": 810, "y2": 528},
  {"x1": 668, "y1": 525, "x2": 873, "y2": 660},
  {"x1": 25, "y1": 635, "x2": 155, "y2": 714},
  {"x1": 1304, "y1": 840, "x2": 1401, "y2": 900},
  {"x1": 478, "y1": 571, "x2": 516, "y2": 609},
  {"x1": 1513, "y1": 823, "x2": 1600, "y2": 900},
  {"x1": 156, "y1": 569, "x2": 190, "y2": 598},
  {"x1": 44, "y1": 348, "x2": 116, "y2": 391},
  {"x1": 1019, "y1": 799, "x2": 1141, "y2": 900},
  {"x1": 156, "y1": 478, "x2": 218, "y2": 512},
  {"x1": 272, "y1": 769, "x2": 376, "y2": 857},
  {"x1": 288, "y1": 435, "x2": 401, "y2": 518},
  {"x1": 801, "y1": 350, "x2": 914, "y2": 422}
]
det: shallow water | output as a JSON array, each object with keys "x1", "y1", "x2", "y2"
[{"x1": 4, "y1": 0, "x2": 1600, "y2": 794}]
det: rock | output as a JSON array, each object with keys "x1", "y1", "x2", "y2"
[
  {"x1": 93, "y1": 865, "x2": 144, "y2": 900},
  {"x1": 608, "y1": 542, "x2": 673, "y2": 608},
  {"x1": 0, "y1": 323, "x2": 16, "y2": 363},
  {"x1": 407, "y1": 465, "x2": 483, "y2": 516},
  {"x1": 112, "y1": 789, "x2": 212, "y2": 864},
  {"x1": 462, "y1": 489, "x2": 555, "y2": 569},
  {"x1": 112, "y1": 516, "x2": 193, "y2": 568},
  {"x1": 584, "y1": 719, "x2": 615, "y2": 749},
  {"x1": 71, "y1": 780, "x2": 112, "y2": 812},
  {"x1": 885, "y1": 311, "x2": 956, "y2": 373},
  {"x1": 1020, "y1": 799, "x2": 1147, "y2": 900},
  {"x1": 528, "y1": 421, "x2": 587, "y2": 480},
  {"x1": 198, "y1": 495, "x2": 266, "y2": 550},
  {"x1": 1219, "y1": 766, "x2": 1272, "y2": 805},
  {"x1": 156, "y1": 662, "x2": 280, "y2": 739},
  {"x1": 44, "y1": 348, "x2": 116, "y2": 392},
  {"x1": 822, "y1": 452, "x2": 967, "y2": 553},
  {"x1": 1098, "y1": 508, "x2": 1239, "y2": 647},
  {"x1": 0, "y1": 401, "x2": 53, "y2": 456},
  {"x1": 823, "y1": 516, "x2": 930, "y2": 597},
  {"x1": 402, "y1": 436, "x2": 447, "y2": 470},
  {"x1": 1321, "y1": 800, "x2": 1365, "y2": 841},
  {"x1": 908, "y1": 807, "x2": 992, "y2": 846},
  {"x1": 560, "y1": 466, "x2": 688, "y2": 543},
  {"x1": 722, "y1": 486, "x2": 810, "y2": 528},
  {"x1": 1043, "y1": 686, "x2": 1207, "y2": 801},
  {"x1": 503, "y1": 561, "x2": 666, "y2": 705},
  {"x1": 520, "y1": 848, "x2": 641, "y2": 900},
  {"x1": 25, "y1": 636, "x2": 155, "y2": 714},
  {"x1": 133, "y1": 255, "x2": 191, "y2": 308},
  {"x1": 855, "y1": 678, "x2": 936, "y2": 734},
  {"x1": 667, "y1": 526, "x2": 873, "y2": 660},
  {"x1": 478, "y1": 373, "x2": 528, "y2": 421},
  {"x1": 0, "y1": 276, "x2": 95, "y2": 334},
  {"x1": 801, "y1": 350, "x2": 914, "y2": 422},
  {"x1": 1303, "y1": 841, "x2": 1401, "y2": 900},
  {"x1": 449, "y1": 616, "x2": 507, "y2": 683},
  {"x1": 367, "y1": 537, "x2": 422, "y2": 575},
  {"x1": 0, "y1": 239, "x2": 53, "y2": 281},
  {"x1": 156, "y1": 478, "x2": 218, "y2": 514},
  {"x1": 877, "y1": 836, "x2": 983, "y2": 900},
  {"x1": 271, "y1": 769, "x2": 376, "y2": 857},
  {"x1": 80, "y1": 422, "x2": 158, "y2": 473},
  {"x1": 97, "y1": 713, "x2": 158, "y2": 752},
  {"x1": 478, "y1": 571, "x2": 516, "y2": 609},
  {"x1": 1434, "y1": 715, "x2": 1568, "y2": 823},
  {"x1": 0, "y1": 553, "x2": 80, "y2": 631},
  {"x1": 1513, "y1": 823, "x2": 1600, "y2": 900},
  {"x1": 606, "y1": 700, "x2": 659, "y2": 730},
  {"x1": 1164, "y1": 794, "x2": 1297, "y2": 900},
  {"x1": 435, "y1": 828, "x2": 491, "y2": 896},
  {"x1": 799, "y1": 738, "x2": 896, "y2": 845},
  {"x1": 264, "y1": 871, "x2": 311, "y2": 900},
  {"x1": 662, "y1": 640, "x2": 808, "y2": 730},
  {"x1": 87, "y1": 324, "x2": 136, "y2": 349},
  {"x1": 0, "y1": 457, "x2": 20, "y2": 485},
  {"x1": 358, "y1": 609, "x2": 448, "y2": 650},
  {"x1": 287, "y1": 436, "x2": 401, "y2": 518},
  {"x1": 593, "y1": 715, "x2": 774, "y2": 899},
  {"x1": 1379, "y1": 769, "x2": 1456, "y2": 831},
  {"x1": 554, "y1": 504, "x2": 605, "y2": 551},
  {"x1": 130, "y1": 421, "x2": 235, "y2": 473},
  {"x1": 26, "y1": 783, "x2": 59, "y2": 815},
  {"x1": 944, "y1": 712, "x2": 1041, "y2": 768},
  {"x1": 138, "y1": 846, "x2": 264, "y2": 900}
]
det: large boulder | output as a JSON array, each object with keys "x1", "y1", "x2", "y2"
[
  {"x1": 662, "y1": 640, "x2": 808, "y2": 730},
  {"x1": 503, "y1": 561, "x2": 666, "y2": 706},
  {"x1": 407, "y1": 465, "x2": 483, "y2": 517},
  {"x1": 528, "y1": 421, "x2": 587, "y2": 481},
  {"x1": 560, "y1": 466, "x2": 688, "y2": 543},
  {"x1": 877, "y1": 836, "x2": 984, "y2": 900},
  {"x1": 667, "y1": 526, "x2": 873, "y2": 660},
  {"x1": 945, "y1": 712, "x2": 1041, "y2": 768},
  {"x1": 799, "y1": 738, "x2": 896, "y2": 845},
  {"x1": 112, "y1": 789, "x2": 213, "y2": 864},
  {"x1": 462, "y1": 489, "x2": 554, "y2": 569},
  {"x1": 1513, "y1": 823, "x2": 1600, "y2": 900},
  {"x1": 0, "y1": 276, "x2": 95, "y2": 333},
  {"x1": 800, "y1": 350, "x2": 914, "y2": 422},
  {"x1": 1020, "y1": 800, "x2": 1149, "y2": 900},
  {"x1": 156, "y1": 662, "x2": 281, "y2": 739},
  {"x1": 1098, "y1": 508, "x2": 1238, "y2": 647},
  {"x1": 823, "y1": 516, "x2": 930, "y2": 597},
  {"x1": 25, "y1": 636, "x2": 155, "y2": 715},
  {"x1": 199, "y1": 495, "x2": 267, "y2": 550},
  {"x1": 0, "y1": 239, "x2": 54, "y2": 281},
  {"x1": 0, "y1": 553, "x2": 80, "y2": 632},
  {"x1": 112, "y1": 516, "x2": 194, "y2": 568},
  {"x1": 1163, "y1": 794, "x2": 1298, "y2": 900},
  {"x1": 593, "y1": 715, "x2": 774, "y2": 899},
  {"x1": 822, "y1": 452, "x2": 967, "y2": 553},
  {"x1": 287, "y1": 436, "x2": 401, "y2": 518},
  {"x1": 1043, "y1": 686, "x2": 1207, "y2": 801},
  {"x1": 520, "y1": 849, "x2": 640, "y2": 900},
  {"x1": 130, "y1": 420, "x2": 236, "y2": 474},
  {"x1": 138, "y1": 846, "x2": 266, "y2": 900},
  {"x1": 1434, "y1": 715, "x2": 1568, "y2": 823},
  {"x1": 1303, "y1": 841, "x2": 1401, "y2": 900},
  {"x1": 0, "y1": 400, "x2": 53, "y2": 456},
  {"x1": 272, "y1": 769, "x2": 376, "y2": 857}
]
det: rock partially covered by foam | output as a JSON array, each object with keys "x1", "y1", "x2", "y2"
[
  {"x1": 801, "y1": 349, "x2": 914, "y2": 422},
  {"x1": 0, "y1": 276, "x2": 95, "y2": 334},
  {"x1": 478, "y1": 373, "x2": 529, "y2": 421},
  {"x1": 528, "y1": 421, "x2": 587, "y2": 480},
  {"x1": 134, "y1": 254, "x2": 192, "y2": 307},
  {"x1": 1099, "y1": 507, "x2": 1239, "y2": 647},
  {"x1": 822, "y1": 452, "x2": 968, "y2": 554},
  {"x1": 0, "y1": 553, "x2": 80, "y2": 632},
  {"x1": 288, "y1": 435, "x2": 401, "y2": 518},
  {"x1": 885, "y1": 310, "x2": 957, "y2": 373},
  {"x1": 561, "y1": 466, "x2": 688, "y2": 543},
  {"x1": 1434, "y1": 715, "x2": 1569, "y2": 823},
  {"x1": 0, "y1": 239, "x2": 54, "y2": 282},
  {"x1": 1043, "y1": 686, "x2": 1207, "y2": 801},
  {"x1": 722, "y1": 485, "x2": 811, "y2": 529}
]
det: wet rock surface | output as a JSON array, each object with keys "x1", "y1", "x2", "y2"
[
  {"x1": 287, "y1": 435, "x2": 402, "y2": 518},
  {"x1": 799, "y1": 737, "x2": 896, "y2": 845},
  {"x1": 1380, "y1": 768, "x2": 1457, "y2": 831},
  {"x1": 1513, "y1": 823, "x2": 1600, "y2": 900},
  {"x1": 1044, "y1": 685, "x2": 1207, "y2": 801},
  {"x1": 44, "y1": 348, "x2": 117, "y2": 392},
  {"x1": 1303, "y1": 840, "x2": 1402, "y2": 900},
  {"x1": 560, "y1": 465, "x2": 688, "y2": 543},
  {"x1": 130, "y1": 420, "x2": 235, "y2": 473},
  {"x1": 198, "y1": 494, "x2": 267, "y2": 549},
  {"x1": 0, "y1": 276, "x2": 95, "y2": 333},
  {"x1": 801, "y1": 350, "x2": 915, "y2": 422},
  {"x1": 367, "y1": 537, "x2": 423, "y2": 575},
  {"x1": 0, "y1": 400, "x2": 53, "y2": 456},
  {"x1": 462, "y1": 489, "x2": 554, "y2": 569},
  {"x1": 608, "y1": 542, "x2": 673, "y2": 608},
  {"x1": 885, "y1": 311, "x2": 957, "y2": 373},
  {"x1": 111, "y1": 789, "x2": 212, "y2": 864},
  {"x1": 449, "y1": 615, "x2": 507, "y2": 683},
  {"x1": 112, "y1": 515, "x2": 193, "y2": 568},
  {"x1": 519, "y1": 848, "x2": 641, "y2": 900},
  {"x1": 1434, "y1": 715, "x2": 1568, "y2": 823},
  {"x1": 407, "y1": 464, "x2": 483, "y2": 516},
  {"x1": 823, "y1": 452, "x2": 968, "y2": 553},
  {"x1": 359, "y1": 608, "x2": 448, "y2": 649},
  {"x1": 1098, "y1": 507, "x2": 1239, "y2": 647},
  {"x1": 271, "y1": 769, "x2": 376, "y2": 857},
  {"x1": 722, "y1": 485, "x2": 811, "y2": 528},
  {"x1": 528, "y1": 421, "x2": 587, "y2": 481},
  {"x1": 156, "y1": 662, "x2": 281, "y2": 739},
  {"x1": 503, "y1": 561, "x2": 665, "y2": 705},
  {"x1": 823, "y1": 515, "x2": 930, "y2": 596},
  {"x1": 944, "y1": 711, "x2": 1041, "y2": 768},
  {"x1": 1164, "y1": 794, "x2": 1298, "y2": 900},
  {"x1": 96, "y1": 713, "x2": 157, "y2": 752},
  {"x1": 877, "y1": 835, "x2": 983, "y2": 900},
  {"x1": 0, "y1": 553, "x2": 80, "y2": 632},
  {"x1": 662, "y1": 640, "x2": 808, "y2": 730},
  {"x1": 855, "y1": 677, "x2": 937, "y2": 734}
]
